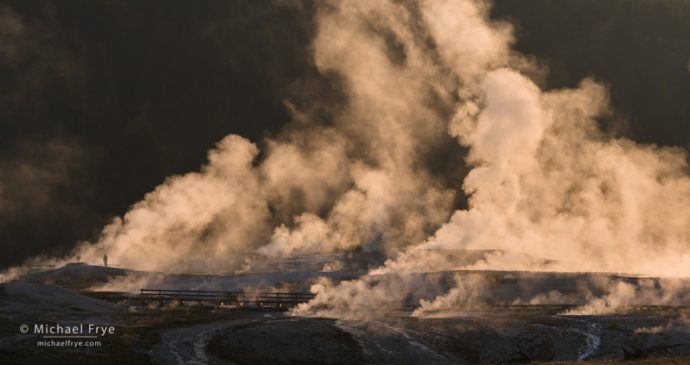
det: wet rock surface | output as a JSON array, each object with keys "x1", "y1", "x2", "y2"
[
  {"x1": 206, "y1": 308, "x2": 690, "y2": 365},
  {"x1": 411, "y1": 312, "x2": 690, "y2": 364}
]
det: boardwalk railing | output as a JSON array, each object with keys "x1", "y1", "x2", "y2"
[{"x1": 138, "y1": 288, "x2": 315, "y2": 309}]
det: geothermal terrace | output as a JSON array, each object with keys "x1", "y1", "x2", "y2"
[{"x1": 1, "y1": 256, "x2": 689, "y2": 365}]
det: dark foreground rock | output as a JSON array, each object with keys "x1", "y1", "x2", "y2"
[{"x1": 207, "y1": 317, "x2": 365, "y2": 365}]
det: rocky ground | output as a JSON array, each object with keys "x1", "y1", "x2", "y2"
[{"x1": 3, "y1": 262, "x2": 690, "y2": 364}]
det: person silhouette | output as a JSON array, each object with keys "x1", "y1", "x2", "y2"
[{"x1": 103, "y1": 254, "x2": 108, "y2": 268}]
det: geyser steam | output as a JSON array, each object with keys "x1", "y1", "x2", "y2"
[
  {"x1": 5, "y1": 0, "x2": 690, "y2": 314},
  {"x1": 71, "y1": 0, "x2": 463, "y2": 274},
  {"x1": 290, "y1": 0, "x2": 690, "y2": 318}
]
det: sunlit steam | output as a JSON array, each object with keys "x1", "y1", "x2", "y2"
[{"x1": 4, "y1": 0, "x2": 690, "y2": 316}]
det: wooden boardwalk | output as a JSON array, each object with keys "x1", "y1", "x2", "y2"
[{"x1": 137, "y1": 288, "x2": 316, "y2": 310}]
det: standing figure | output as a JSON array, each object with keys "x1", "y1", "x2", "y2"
[{"x1": 103, "y1": 254, "x2": 108, "y2": 268}]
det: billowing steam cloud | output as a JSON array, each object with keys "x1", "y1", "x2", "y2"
[
  {"x1": 289, "y1": 0, "x2": 690, "y2": 318},
  {"x1": 69, "y1": 0, "x2": 464, "y2": 274},
  {"x1": 5, "y1": 0, "x2": 690, "y2": 315}
]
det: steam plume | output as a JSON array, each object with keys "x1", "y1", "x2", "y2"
[
  {"x1": 67, "y1": 0, "x2": 463, "y2": 274},
  {"x1": 291, "y1": 0, "x2": 690, "y2": 318},
  {"x1": 4, "y1": 0, "x2": 690, "y2": 317}
]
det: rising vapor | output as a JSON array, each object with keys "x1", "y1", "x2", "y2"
[
  {"x1": 70, "y1": 0, "x2": 461, "y2": 274},
  {"x1": 5, "y1": 0, "x2": 690, "y2": 316}
]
